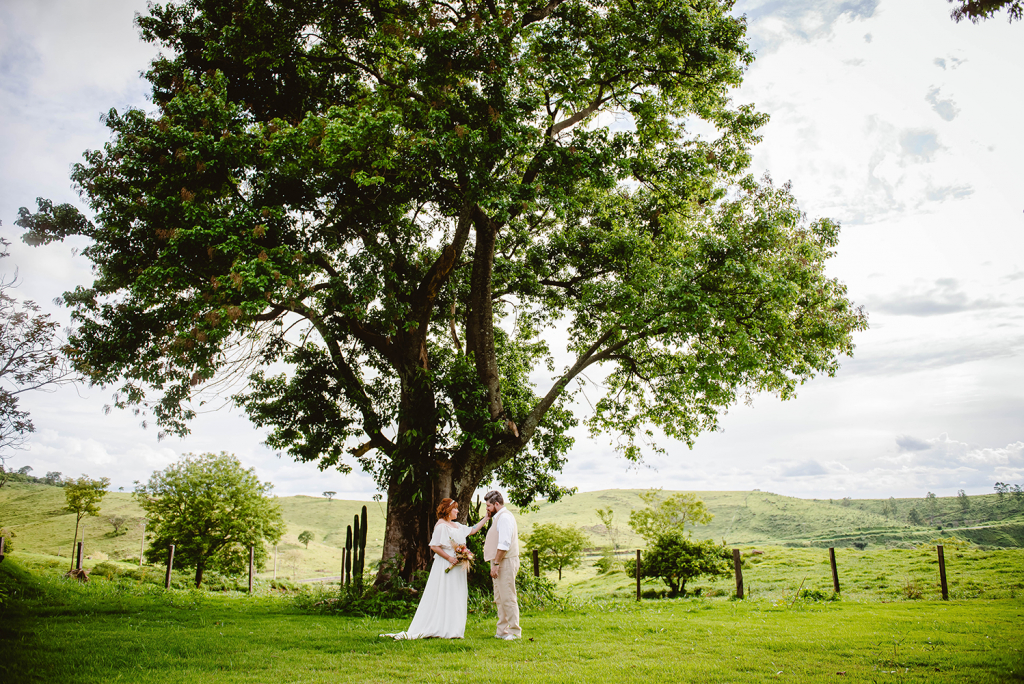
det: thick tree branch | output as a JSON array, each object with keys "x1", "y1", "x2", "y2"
[
  {"x1": 548, "y1": 89, "x2": 614, "y2": 137},
  {"x1": 522, "y1": 0, "x2": 566, "y2": 26}
]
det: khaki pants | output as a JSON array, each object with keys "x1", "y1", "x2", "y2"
[{"x1": 493, "y1": 556, "x2": 521, "y2": 638}]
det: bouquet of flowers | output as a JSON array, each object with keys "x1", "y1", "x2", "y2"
[{"x1": 446, "y1": 543, "x2": 475, "y2": 573}]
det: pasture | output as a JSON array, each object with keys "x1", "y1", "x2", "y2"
[
  {"x1": 2, "y1": 482, "x2": 1021, "y2": 583},
  {"x1": 1, "y1": 555, "x2": 1022, "y2": 683}
]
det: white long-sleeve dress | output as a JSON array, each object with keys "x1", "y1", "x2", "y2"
[{"x1": 384, "y1": 520, "x2": 470, "y2": 639}]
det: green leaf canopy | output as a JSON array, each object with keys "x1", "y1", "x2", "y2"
[
  {"x1": 134, "y1": 452, "x2": 284, "y2": 587},
  {"x1": 17, "y1": 0, "x2": 866, "y2": 578}
]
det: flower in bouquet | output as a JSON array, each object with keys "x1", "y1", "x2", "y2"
[{"x1": 446, "y1": 543, "x2": 475, "y2": 573}]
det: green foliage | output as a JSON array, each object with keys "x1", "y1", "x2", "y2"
[
  {"x1": 595, "y1": 507, "x2": 619, "y2": 550},
  {"x1": 297, "y1": 530, "x2": 313, "y2": 549},
  {"x1": 64, "y1": 475, "x2": 110, "y2": 523},
  {"x1": 526, "y1": 522, "x2": 589, "y2": 580},
  {"x1": 63, "y1": 475, "x2": 110, "y2": 564},
  {"x1": 593, "y1": 546, "x2": 617, "y2": 574},
  {"x1": 0, "y1": 527, "x2": 15, "y2": 554},
  {"x1": 133, "y1": 452, "x2": 284, "y2": 587},
  {"x1": 957, "y1": 489, "x2": 971, "y2": 516},
  {"x1": 16, "y1": 0, "x2": 866, "y2": 575},
  {"x1": 907, "y1": 507, "x2": 923, "y2": 525},
  {"x1": 625, "y1": 532, "x2": 731, "y2": 596},
  {"x1": 628, "y1": 489, "x2": 712, "y2": 544},
  {"x1": 949, "y1": 0, "x2": 1023, "y2": 23}
]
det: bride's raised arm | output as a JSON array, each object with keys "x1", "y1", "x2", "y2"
[{"x1": 467, "y1": 511, "x2": 490, "y2": 537}]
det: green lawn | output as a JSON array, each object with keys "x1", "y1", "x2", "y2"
[{"x1": 2, "y1": 557, "x2": 1022, "y2": 683}]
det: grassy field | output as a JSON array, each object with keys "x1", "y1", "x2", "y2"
[
  {"x1": 2, "y1": 556, "x2": 1022, "y2": 683},
  {"x1": 0, "y1": 484, "x2": 387, "y2": 580},
  {"x1": 560, "y1": 545, "x2": 1024, "y2": 603},
  {"x1": 3, "y1": 482, "x2": 1022, "y2": 583},
  {"x1": 516, "y1": 489, "x2": 1024, "y2": 550}
]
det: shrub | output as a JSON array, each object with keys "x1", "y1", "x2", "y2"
[
  {"x1": 901, "y1": 576, "x2": 923, "y2": 600},
  {"x1": 927, "y1": 536, "x2": 971, "y2": 551},
  {"x1": 593, "y1": 547, "x2": 616, "y2": 574},
  {"x1": 799, "y1": 588, "x2": 835, "y2": 602},
  {"x1": 91, "y1": 562, "x2": 124, "y2": 580}
]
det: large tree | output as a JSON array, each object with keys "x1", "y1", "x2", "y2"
[
  {"x1": 16, "y1": 0, "x2": 866, "y2": 581},
  {"x1": 134, "y1": 451, "x2": 285, "y2": 587}
]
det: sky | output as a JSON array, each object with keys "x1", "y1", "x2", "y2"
[{"x1": 0, "y1": 0, "x2": 1021, "y2": 501}]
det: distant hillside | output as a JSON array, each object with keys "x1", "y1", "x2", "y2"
[
  {"x1": 2, "y1": 483, "x2": 1021, "y2": 579},
  {"x1": 0, "y1": 483, "x2": 385, "y2": 578},
  {"x1": 516, "y1": 489, "x2": 1024, "y2": 549}
]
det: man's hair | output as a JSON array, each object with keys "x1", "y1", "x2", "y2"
[{"x1": 484, "y1": 490, "x2": 504, "y2": 505}]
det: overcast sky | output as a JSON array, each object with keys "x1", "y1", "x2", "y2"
[{"x1": 1, "y1": 0, "x2": 1021, "y2": 501}]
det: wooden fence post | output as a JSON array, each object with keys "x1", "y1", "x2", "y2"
[
  {"x1": 0, "y1": 535, "x2": 6, "y2": 563},
  {"x1": 828, "y1": 547, "x2": 841, "y2": 593},
  {"x1": 274, "y1": 544, "x2": 278, "y2": 581},
  {"x1": 937, "y1": 545, "x2": 948, "y2": 600},
  {"x1": 532, "y1": 548, "x2": 540, "y2": 578},
  {"x1": 76, "y1": 541, "x2": 84, "y2": 570},
  {"x1": 732, "y1": 548, "x2": 744, "y2": 599},
  {"x1": 165, "y1": 544, "x2": 175, "y2": 589},
  {"x1": 636, "y1": 549, "x2": 641, "y2": 601},
  {"x1": 139, "y1": 521, "x2": 146, "y2": 568},
  {"x1": 248, "y1": 546, "x2": 255, "y2": 593}
]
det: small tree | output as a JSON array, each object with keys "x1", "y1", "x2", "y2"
[
  {"x1": 595, "y1": 507, "x2": 620, "y2": 550},
  {"x1": 957, "y1": 489, "x2": 971, "y2": 518},
  {"x1": 1012, "y1": 484, "x2": 1024, "y2": 507},
  {"x1": 908, "y1": 508, "x2": 923, "y2": 526},
  {"x1": 881, "y1": 496, "x2": 898, "y2": 518},
  {"x1": 106, "y1": 515, "x2": 131, "y2": 536},
  {"x1": 628, "y1": 490, "x2": 713, "y2": 544},
  {"x1": 64, "y1": 475, "x2": 110, "y2": 567},
  {"x1": 0, "y1": 238, "x2": 75, "y2": 475},
  {"x1": 44, "y1": 471, "x2": 63, "y2": 486},
  {"x1": 298, "y1": 530, "x2": 314, "y2": 549},
  {"x1": 526, "y1": 523, "x2": 589, "y2": 581},
  {"x1": 925, "y1": 492, "x2": 939, "y2": 521},
  {"x1": 625, "y1": 532, "x2": 731, "y2": 597},
  {"x1": 322, "y1": 491, "x2": 336, "y2": 502},
  {"x1": 134, "y1": 452, "x2": 284, "y2": 587}
]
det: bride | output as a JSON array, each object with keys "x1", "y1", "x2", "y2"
[{"x1": 383, "y1": 498, "x2": 489, "y2": 639}]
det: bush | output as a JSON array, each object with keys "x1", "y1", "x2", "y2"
[
  {"x1": 593, "y1": 547, "x2": 617, "y2": 574},
  {"x1": 901, "y1": 576, "x2": 924, "y2": 600},
  {"x1": 91, "y1": 562, "x2": 124, "y2": 580},
  {"x1": 927, "y1": 536, "x2": 971, "y2": 551},
  {"x1": 799, "y1": 588, "x2": 836, "y2": 602}
]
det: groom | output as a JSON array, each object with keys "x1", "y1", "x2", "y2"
[{"x1": 483, "y1": 490, "x2": 520, "y2": 640}]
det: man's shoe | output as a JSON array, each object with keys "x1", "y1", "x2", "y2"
[{"x1": 500, "y1": 635, "x2": 519, "y2": 640}]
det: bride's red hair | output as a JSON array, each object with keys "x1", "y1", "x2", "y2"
[{"x1": 436, "y1": 498, "x2": 457, "y2": 520}]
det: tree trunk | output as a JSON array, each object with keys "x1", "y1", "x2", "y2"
[
  {"x1": 195, "y1": 561, "x2": 204, "y2": 588},
  {"x1": 69, "y1": 516, "x2": 81, "y2": 571},
  {"x1": 379, "y1": 472, "x2": 436, "y2": 583}
]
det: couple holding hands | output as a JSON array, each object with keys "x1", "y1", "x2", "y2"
[{"x1": 384, "y1": 490, "x2": 521, "y2": 641}]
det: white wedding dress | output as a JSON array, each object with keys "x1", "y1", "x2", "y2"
[{"x1": 383, "y1": 521, "x2": 470, "y2": 639}]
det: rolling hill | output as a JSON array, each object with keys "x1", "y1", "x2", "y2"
[{"x1": 2, "y1": 482, "x2": 1021, "y2": 580}]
